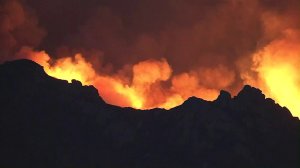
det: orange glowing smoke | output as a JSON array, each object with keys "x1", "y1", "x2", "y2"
[
  {"x1": 17, "y1": 27, "x2": 300, "y2": 118},
  {"x1": 243, "y1": 29, "x2": 300, "y2": 117},
  {"x1": 17, "y1": 47, "x2": 233, "y2": 109}
]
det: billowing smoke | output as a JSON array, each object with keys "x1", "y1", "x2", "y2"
[
  {"x1": 0, "y1": 0, "x2": 45, "y2": 61},
  {"x1": 1, "y1": 0, "x2": 299, "y2": 116},
  {"x1": 241, "y1": 29, "x2": 300, "y2": 117}
]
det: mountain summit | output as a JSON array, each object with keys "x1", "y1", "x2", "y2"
[{"x1": 0, "y1": 59, "x2": 299, "y2": 168}]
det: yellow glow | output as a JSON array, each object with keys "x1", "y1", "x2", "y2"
[
  {"x1": 44, "y1": 54, "x2": 96, "y2": 85},
  {"x1": 114, "y1": 84, "x2": 144, "y2": 109},
  {"x1": 260, "y1": 65, "x2": 300, "y2": 117},
  {"x1": 249, "y1": 29, "x2": 300, "y2": 117}
]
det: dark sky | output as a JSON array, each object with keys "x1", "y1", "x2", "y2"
[{"x1": 0, "y1": 0, "x2": 299, "y2": 92}]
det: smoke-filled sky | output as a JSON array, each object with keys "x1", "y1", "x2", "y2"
[{"x1": 1, "y1": 0, "x2": 300, "y2": 115}]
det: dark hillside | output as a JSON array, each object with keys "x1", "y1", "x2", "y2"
[{"x1": 0, "y1": 59, "x2": 299, "y2": 168}]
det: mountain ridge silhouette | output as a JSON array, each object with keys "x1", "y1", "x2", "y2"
[{"x1": 0, "y1": 59, "x2": 299, "y2": 168}]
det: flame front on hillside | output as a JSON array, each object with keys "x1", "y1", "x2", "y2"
[
  {"x1": 17, "y1": 28, "x2": 300, "y2": 119},
  {"x1": 243, "y1": 29, "x2": 300, "y2": 117},
  {"x1": 1, "y1": 0, "x2": 300, "y2": 117},
  {"x1": 18, "y1": 47, "x2": 232, "y2": 110}
]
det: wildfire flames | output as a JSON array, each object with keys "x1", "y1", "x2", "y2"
[
  {"x1": 18, "y1": 47, "x2": 225, "y2": 109},
  {"x1": 1, "y1": 0, "x2": 300, "y2": 117},
  {"x1": 243, "y1": 29, "x2": 300, "y2": 118},
  {"x1": 18, "y1": 28, "x2": 300, "y2": 118}
]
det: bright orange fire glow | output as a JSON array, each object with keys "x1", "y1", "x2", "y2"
[
  {"x1": 17, "y1": 27, "x2": 300, "y2": 118},
  {"x1": 17, "y1": 47, "x2": 226, "y2": 109},
  {"x1": 245, "y1": 29, "x2": 300, "y2": 117}
]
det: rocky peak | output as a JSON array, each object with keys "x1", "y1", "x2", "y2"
[
  {"x1": 214, "y1": 90, "x2": 231, "y2": 106},
  {"x1": 235, "y1": 85, "x2": 266, "y2": 103}
]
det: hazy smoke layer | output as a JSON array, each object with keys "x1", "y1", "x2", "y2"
[{"x1": 1, "y1": 0, "x2": 299, "y2": 114}]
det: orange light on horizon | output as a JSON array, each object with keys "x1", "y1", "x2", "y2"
[
  {"x1": 246, "y1": 29, "x2": 300, "y2": 117},
  {"x1": 18, "y1": 47, "x2": 222, "y2": 110},
  {"x1": 16, "y1": 31, "x2": 300, "y2": 118}
]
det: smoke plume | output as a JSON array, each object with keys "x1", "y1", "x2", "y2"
[{"x1": 1, "y1": 0, "x2": 299, "y2": 116}]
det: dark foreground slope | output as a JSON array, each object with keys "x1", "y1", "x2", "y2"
[{"x1": 0, "y1": 59, "x2": 299, "y2": 168}]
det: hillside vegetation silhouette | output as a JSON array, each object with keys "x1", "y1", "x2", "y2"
[{"x1": 0, "y1": 59, "x2": 299, "y2": 168}]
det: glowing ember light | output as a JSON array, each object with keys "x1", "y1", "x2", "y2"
[
  {"x1": 17, "y1": 47, "x2": 224, "y2": 110},
  {"x1": 245, "y1": 29, "x2": 300, "y2": 117},
  {"x1": 19, "y1": 47, "x2": 96, "y2": 85},
  {"x1": 262, "y1": 66, "x2": 300, "y2": 114},
  {"x1": 17, "y1": 28, "x2": 300, "y2": 118},
  {"x1": 114, "y1": 84, "x2": 144, "y2": 109}
]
